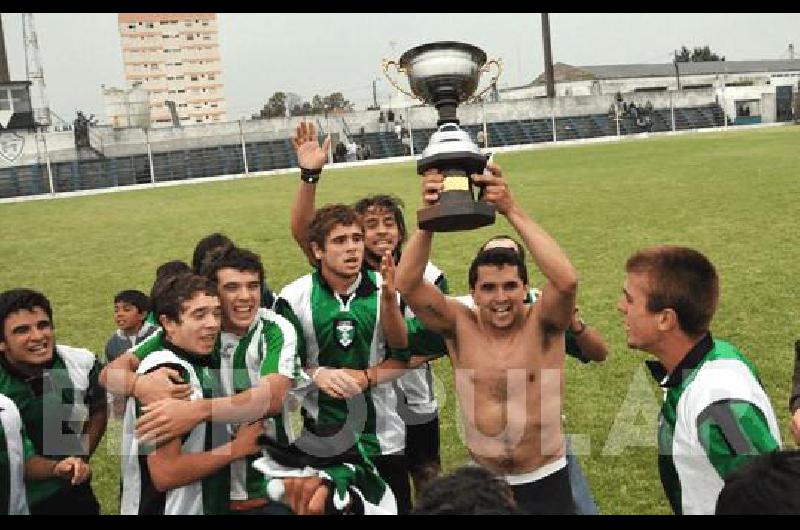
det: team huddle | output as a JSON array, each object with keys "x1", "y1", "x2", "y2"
[{"x1": 1, "y1": 122, "x2": 796, "y2": 515}]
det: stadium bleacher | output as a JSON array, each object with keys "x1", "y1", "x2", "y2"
[{"x1": 0, "y1": 103, "x2": 732, "y2": 199}]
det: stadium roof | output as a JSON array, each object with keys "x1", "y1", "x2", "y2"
[{"x1": 510, "y1": 59, "x2": 800, "y2": 90}]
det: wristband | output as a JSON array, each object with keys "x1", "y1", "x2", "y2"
[
  {"x1": 300, "y1": 167, "x2": 322, "y2": 183},
  {"x1": 362, "y1": 369, "x2": 371, "y2": 389}
]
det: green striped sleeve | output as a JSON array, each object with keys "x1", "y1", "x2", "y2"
[
  {"x1": 274, "y1": 297, "x2": 307, "y2": 368},
  {"x1": 131, "y1": 328, "x2": 164, "y2": 361},
  {"x1": 259, "y1": 317, "x2": 298, "y2": 379},
  {"x1": 696, "y1": 399, "x2": 779, "y2": 479}
]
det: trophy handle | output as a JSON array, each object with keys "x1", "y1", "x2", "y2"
[
  {"x1": 468, "y1": 58, "x2": 504, "y2": 104},
  {"x1": 381, "y1": 59, "x2": 419, "y2": 101}
]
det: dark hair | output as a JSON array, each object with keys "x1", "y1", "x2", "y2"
[
  {"x1": 625, "y1": 245, "x2": 718, "y2": 337},
  {"x1": 0, "y1": 288, "x2": 54, "y2": 342},
  {"x1": 468, "y1": 247, "x2": 528, "y2": 290},
  {"x1": 113, "y1": 289, "x2": 150, "y2": 314},
  {"x1": 200, "y1": 245, "x2": 265, "y2": 288},
  {"x1": 715, "y1": 450, "x2": 800, "y2": 514},
  {"x1": 151, "y1": 260, "x2": 192, "y2": 305},
  {"x1": 481, "y1": 234, "x2": 526, "y2": 263},
  {"x1": 307, "y1": 204, "x2": 363, "y2": 252},
  {"x1": 412, "y1": 466, "x2": 519, "y2": 515},
  {"x1": 156, "y1": 260, "x2": 191, "y2": 281},
  {"x1": 191, "y1": 232, "x2": 234, "y2": 273},
  {"x1": 152, "y1": 273, "x2": 218, "y2": 325},
  {"x1": 353, "y1": 194, "x2": 408, "y2": 248}
]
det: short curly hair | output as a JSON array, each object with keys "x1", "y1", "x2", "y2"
[{"x1": 307, "y1": 203, "x2": 363, "y2": 252}]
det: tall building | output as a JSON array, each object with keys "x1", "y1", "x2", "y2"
[{"x1": 117, "y1": 13, "x2": 227, "y2": 127}]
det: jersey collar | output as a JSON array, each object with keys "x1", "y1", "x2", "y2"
[{"x1": 646, "y1": 332, "x2": 714, "y2": 388}]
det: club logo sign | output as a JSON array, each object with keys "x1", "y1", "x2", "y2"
[
  {"x1": 0, "y1": 132, "x2": 24, "y2": 164},
  {"x1": 334, "y1": 319, "x2": 355, "y2": 350}
]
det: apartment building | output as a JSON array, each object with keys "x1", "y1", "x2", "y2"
[{"x1": 117, "y1": 13, "x2": 227, "y2": 127}]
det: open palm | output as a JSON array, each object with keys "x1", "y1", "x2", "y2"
[{"x1": 292, "y1": 121, "x2": 331, "y2": 170}]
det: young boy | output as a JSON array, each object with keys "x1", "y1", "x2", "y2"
[
  {"x1": 105, "y1": 290, "x2": 157, "y2": 364},
  {"x1": 105, "y1": 290, "x2": 157, "y2": 417}
]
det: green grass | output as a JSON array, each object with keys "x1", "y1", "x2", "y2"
[{"x1": 1, "y1": 126, "x2": 798, "y2": 514}]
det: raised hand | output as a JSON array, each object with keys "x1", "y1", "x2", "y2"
[
  {"x1": 292, "y1": 121, "x2": 331, "y2": 170},
  {"x1": 380, "y1": 249, "x2": 397, "y2": 300}
]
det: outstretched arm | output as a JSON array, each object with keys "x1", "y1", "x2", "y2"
[
  {"x1": 567, "y1": 307, "x2": 609, "y2": 362},
  {"x1": 474, "y1": 162, "x2": 578, "y2": 333},
  {"x1": 290, "y1": 121, "x2": 331, "y2": 264}
]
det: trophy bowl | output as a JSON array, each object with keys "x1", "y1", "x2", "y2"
[{"x1": 399, "y1": 42, "x2": 487, "y2": 108}]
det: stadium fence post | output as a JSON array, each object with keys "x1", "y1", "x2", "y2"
[
  {"x1": 239, "y1": 118, "x2": 249, "y2": 176},
  {"x1": 145, "y1": 128, "x2": 155, "y2": 186}
]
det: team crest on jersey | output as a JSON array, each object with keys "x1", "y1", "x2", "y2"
[{"x1": 334, "y1": 318, "x2": 355, "y2": 350}]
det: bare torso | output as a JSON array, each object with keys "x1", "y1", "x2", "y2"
[{"x1": 446, "y1": 304, "x2": 566, "y2": 475}]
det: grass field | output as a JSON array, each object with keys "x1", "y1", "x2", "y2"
[{"x1": 1, "y1": 125, "x2": 798, "y2": 514}]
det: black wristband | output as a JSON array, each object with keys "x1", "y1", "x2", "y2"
[{"x1": 300, "y1": 167, "x2": 322, "y2": 183}]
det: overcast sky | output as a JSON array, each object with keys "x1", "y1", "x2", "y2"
[{"x1": 2, "y1": 13, "x2": 799, "y2": 122}]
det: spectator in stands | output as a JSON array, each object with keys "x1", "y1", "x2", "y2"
[
  {"x1": 715, "y1": 450, "x2": 800, "y2": 514},
  {"x1": 387, "y1": 109, "x2": 395, "y2": 122},
  {"x1": 346, "y1": 138, "x2": 358, "y2": 162},
  {"x1": 622, "y1": 102, "x2": 628, "y2": 117},
  {"x1": 104, "y1": 289, "x2": 157, "y2": 417},
  {"x1": 334, "y1": 141, "x2": 347, "y2": 163},
  {"x1": 412, "y1": 465, "x2": 519, "y2": 515},
  {"x1": 362, "y1": 143, "x2": 371, "y2": 160},
  {"x1": 395, "y1": 120, "x2": 403, "y2": 140},
  {"x1": 476, "y1": 130, "x2": 486, "y2": 148}
]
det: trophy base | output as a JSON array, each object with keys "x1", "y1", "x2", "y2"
[{"x1": 418, "y1": 191, "x2": 496, "y2": 232}]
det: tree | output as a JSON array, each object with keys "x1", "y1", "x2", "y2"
[
  {"x1": 675, "y1": 45, "x2": 725, "y2": 62},
  {"x1": 252, "y1": 91, "x2": 287, "y2": 119}
]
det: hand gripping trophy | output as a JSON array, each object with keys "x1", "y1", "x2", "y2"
[{"x1": 383, "y1": 42, "x2": 502, "y2": 231}]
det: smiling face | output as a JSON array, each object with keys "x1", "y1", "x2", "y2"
[
  {"x1": 312, "y1": 223, "x2": 364, "y2": 281},
  {"x1": 161, "y1": 292, "x2": 222, "y2": 355},
  {"x1": 471, "y1": 264, "x2": 528, "y2": 329},
  {"x1": 361, "y1": 205, "x2": 400, "y2": 265},
  {"x1": 0, "y1": 307, "x2": 55, "y2": 367},
  {"x1": 617, "y1": 271, "x2": 662, "y2": 352},
  {"x1": 215, "y1": 267, "x2": 260, "y2": 335}
]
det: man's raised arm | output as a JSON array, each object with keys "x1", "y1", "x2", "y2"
[
  {"x1": 290, "y1": 121, "x2": 331, "y2": 264},
  {"x1": 474, "y1": 162, "x2": 578, "y2": 333},
  {"x1": 395, "y1": 170, "x2": 461, "y2": 337}
]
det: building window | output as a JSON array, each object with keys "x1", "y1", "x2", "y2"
[
  {"x1": 208, "y1": 74, "x2": 215, "y2": 81},
  {"x1": 178, "y1": 89, "x2": 186, "y2": 93},
  {"x1": 191, "y1": 75, "x2": 198, "y2": 81},
  {"x1": 146, "y1": 22, "x2": 154, "y2": 29},
  {"x1": 128, "y1": 24, "x2": 136, "y2": 29},
  {"x1": 187, "y1": 34, "x2": 194, "y2": 40}
]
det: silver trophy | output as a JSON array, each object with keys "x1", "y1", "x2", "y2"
[{"x1": 383, "y1": 41, "x2": 502, "y2": 231}]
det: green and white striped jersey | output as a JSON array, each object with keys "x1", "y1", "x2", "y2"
[
  {"x1": 1, "y1": 393, "x2": 34, "y2": 515},
  {"x1": 120, "y1": 347, "x2": 231, "y2": 515},
  {"x1": 650, "y1": 334, "x2": 781, "y2": 515},
  {"x1": 130, "y1": 308, "x2": 302, "y2": 502},
  {"x1": 275, "y1": 269, "x2": 410, "y2": 458},
  {"x1": 0, "y1": 345, "x2": 105, "y2": 509},
  {"x1": 396, "y1": 262, "x2": 448, "y2": 414},
  {"x1": 218, "y1": 307, "x2": 301, "y2": 501}
]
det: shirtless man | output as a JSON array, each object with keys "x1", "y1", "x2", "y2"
[{"x1": 394, "y1": 162, "x2": 578, "y2": 514}]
